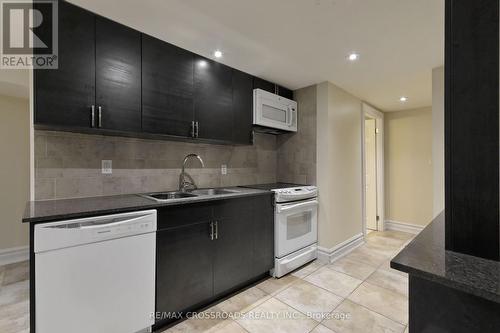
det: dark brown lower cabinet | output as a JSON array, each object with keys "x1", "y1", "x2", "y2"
[
  {"x1": 155, "y1": 222, "x2": 214, "y2": 317},
  {"x1": 154, "y1": 194, "x2": 274, "y2": 329},
  {"x1": 252, "y1": 195, "x2": 275, "y2": 274},
  {"x1": 213, "y1": 199, "x2": 255, "y2": 296}
]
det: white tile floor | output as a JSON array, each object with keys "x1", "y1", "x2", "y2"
[
  {"x1": 163, "y1": 230, "x2": 414, "y2": 333},
  {"x1": 0, "y1": 230, "x2": 414, "y2": 333}
]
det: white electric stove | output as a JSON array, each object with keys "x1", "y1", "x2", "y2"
[{"x1": 243, "y1": 183, "x2": 318, "y2": 277}]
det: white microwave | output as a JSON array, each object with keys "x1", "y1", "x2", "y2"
[{"x1": 253, "y1": 89, "x2": 297, "y2": 132}]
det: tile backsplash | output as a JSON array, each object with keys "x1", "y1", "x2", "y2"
[
  {"x1": 35, "y1": 131, "x2": 277, "y2": 200},
  {"x1": 277, "y1": 85, "x2": 317, "y2": 185}
]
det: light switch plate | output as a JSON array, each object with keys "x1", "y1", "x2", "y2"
[
  {"x1": 221, "y1": 164, "x2": 227, "y2": 175},
  {"x1": 102, "y1": 160, "x2": 112, "y2": 174}
]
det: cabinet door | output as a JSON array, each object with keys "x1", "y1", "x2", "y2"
[
  {"x1": 277, "y1": 85, "x2": 294, "y2": 100},
  {"x1": 213, "y1": 199, "x2": 255, "y2": 295},
  {"x1": 35, "y1": 1, "x2": 95, "y2": 128},
  {"x1": 232, "y1": 70, "x2": 254, "y2": 144},
  {"x1": 156, "y1": 223, "x2": 213, "y2": 318},
  {"x1": 96, "y1": 17, "x2": 141, "y2": 132},
  {"x1": 252, "y1": 195, "x2": 275, "y2": 275},
  {"x1": 194, "y1": 57, "x2": 233, "y2": 141},
  {"x1": 142, "y1": 35, "x2": 194, "y2": 137},
  {"x1": 253, "y1": 77, "x2": 275, "y2": 94}
]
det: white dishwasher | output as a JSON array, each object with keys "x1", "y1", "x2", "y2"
[{"x1": 34, "y1": 210, "x2": 157, "y2": 333}]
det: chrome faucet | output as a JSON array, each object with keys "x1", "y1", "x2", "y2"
[{"x1": 179, "y1": 154, "x2": 205, "y2": 192}]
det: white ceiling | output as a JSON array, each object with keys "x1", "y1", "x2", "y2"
[{"x1": 70, "y1": 0, "x2": 444, "y2": 111}]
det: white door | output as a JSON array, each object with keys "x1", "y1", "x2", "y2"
[{"x1": 365, "y1": 118, "x2": 378, "y2": 230}]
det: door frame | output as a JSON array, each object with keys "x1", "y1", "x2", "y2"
[{"x1": 361, "y1": 103, "x2": 385, "y2": 236}]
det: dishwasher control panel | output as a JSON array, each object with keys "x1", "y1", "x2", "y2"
[
  {"x1": 91, "y1": 219, "x2": 154, "y2": 238},
  {"x1": 34, "y1": 210, "x2": 157, "y2": 253}
]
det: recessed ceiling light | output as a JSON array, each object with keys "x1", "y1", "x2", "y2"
[
  {"x1": 348, "y1": 53, "x2": 359, "y2": 61},
  {"x1": 214, "y1": 50, "x2": 223, "y2": 58},
  {"x1": 400, "y1": 96, "x2": 408, "y2": 102},
  {"x1": 198, "y1": 60, "x2": 207, "y2": 68}
]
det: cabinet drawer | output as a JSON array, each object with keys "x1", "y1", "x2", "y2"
[
  {"x1": 157, "y1": 203, "x2": 213, "y2": 231},
  {"x1": 213, "y1": 197, "x2": 253, "y2": 220}
]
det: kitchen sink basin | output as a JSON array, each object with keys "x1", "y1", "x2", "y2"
[
  {"x1": 143, "y1": 191, "x2": 198, "y2": 201},
  {"x1": 189, "y1": 188, "x2": 239, "y2": 196},
  {"x1": 142, "y1": 188, "x2": 240, "y2": 202}
]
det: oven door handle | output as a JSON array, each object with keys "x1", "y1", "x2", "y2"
[{"x1": 277, "y1": 200, "x2": 318, "y2": 213}]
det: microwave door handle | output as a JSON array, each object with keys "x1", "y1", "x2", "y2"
[
  {"x1": 278, "y1": 200, "x2": 318, "y2": 213},
  {"x1": 286, "y1": 107, "x2": 293, "y2": 126}
]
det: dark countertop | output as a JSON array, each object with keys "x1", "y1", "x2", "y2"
[
  {"x1": 391, "y1": 212, "x2": 500, "y2": 303},
  {"x1": 23, "y1": 187, "x2": 271, "y2": 224}
]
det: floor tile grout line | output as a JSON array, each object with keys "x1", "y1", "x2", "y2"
[
  {"x1": 317, "y1": 264, "x2": 369, "y2": 327},
  {"x1": 361, "y1": 279, "x2": 409, "y2": 301},
  {"x1": 343, "y1": 297, "x2": 408, "y2": 328},
  {"x1": 329, "y1": 253, "x2": 380, "y2": 269},
  {"x1": 347, "y1": 235, "x2": 414, "y2": 327},
  {"x1": 232, "y1": 318, "x2": 251, "y2": 332},
  {"x1": 344, "y1": 280, "x2": 408, "y2": 327},
  {"x1": 325, "y1": 264, "x2": 376, "y2": 281},
  {"x1": 302, "y1": 267, "x2": 364, "y2": 299},
  {"x1": 271, "y1": 291, "x2": 343, "y2": 325},
  {"x1": 363, "y1": 271, "x2": 409, "y2": 298},
  {"x1": 316, "y1": 240, "x2": 412, "y2": 329}
]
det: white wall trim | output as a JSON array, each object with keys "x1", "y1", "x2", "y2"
[
  {"x1": 0, "y1": 246, "x2": 29, "y2": 266},
  {"x1": 361, "y1": 103, "x2": 385, "y2": 235},
  {"x1": 317, "y1": 233, "x2": 365, "y2": 263},
  {"x1": 384, "y1": 220, "x2": 424, "y2": 235},
  {"x1": 29, "y1": 69, "x2": 35, "y2": 201}
]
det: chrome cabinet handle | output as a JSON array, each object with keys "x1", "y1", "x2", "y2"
[
  {"x1": 98, "y1": 106, "x2": 102, "y2": 128},
  {"x1": 91, "y1": 105, "x2": 95, "y2": 128},
  {"x1": 191, "y1": 121, "x2": 195, "y2": 138},
  {"x1": 210, "y1": 222, "x2": 214, "y2": 240},
  {"x1": 195, "y1": 121, "x2": 199, "y2": 138},
  {"x1": 214, "y1": 221, "x2": 218, "y2": 240}
]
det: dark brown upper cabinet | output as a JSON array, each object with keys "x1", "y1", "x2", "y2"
[
  {"x1": 253, "y1": 77, "x2": 276, "y2": 94},
  {"x1": 35, "y1": 1, "x2": 96, "y2": 128},
  {"x1": 142, "y1": 35, "x2": 195, "y2": 137},
  {"x1": 35, "y1": 2, "x2": 141, "y2": 132},
  {"x1": 95, "y1": 17, "x2": 142, "y2": 132},
  {"x1": 232, "y1": 70, "x2": 254, "y2": 144},
  {"x1": 194, "y1": 56, "x2": 233, "y2": 142},
  {"x1": 253, "y1": 78, "x2": 294, "y2": 100},
  {"x1": 34, "y1": 2, "x2": 293, "y2": 144},
  {"x1": 277, "y1": 85, "x2": 294, "y2": 100}
]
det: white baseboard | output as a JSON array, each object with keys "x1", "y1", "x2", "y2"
[
  {"x1": 384, "y1": 220, "x2": 424, "y2": 235},
  {"x1": 0, "y1": 246, "x2": 29, "y2": 266},
  {"x1": 317, "y1": 233, "x2": 365, "y2": 264}
]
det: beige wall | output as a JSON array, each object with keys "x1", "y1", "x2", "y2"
[
  {"x1": 277, "y1": 85, "x2": 317, "y2": 185},
  {"x1": 432, "y1": 66, "x2": 444, "y2": 217},
  {"x1": 0, "y1": 95, "x2": 29, "y2": 250},
  {"x1": 317, "y1": 82, "x2": 363, "y2": 249},
  {"x1": 384, "y1": 107, "x2": 433, "y2": 226},
  {"x1": 34, "y1": 131, "x2": 277, "y2": 200}
]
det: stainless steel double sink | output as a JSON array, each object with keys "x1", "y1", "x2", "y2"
[{"x1": 142, "y1": 188, "x2": 240, "y2": 202}]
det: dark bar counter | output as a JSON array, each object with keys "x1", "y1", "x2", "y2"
[{"x1": 391, "y1": 213, "x2": 500, "y2": 332}]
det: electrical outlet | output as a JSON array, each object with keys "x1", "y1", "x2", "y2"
[
  {"x1": 102, "y1": 160, "x2": 112, "y2": 174},
  {"x1": 221, "y1": 164, "x2": 227, "y2": 175}
]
